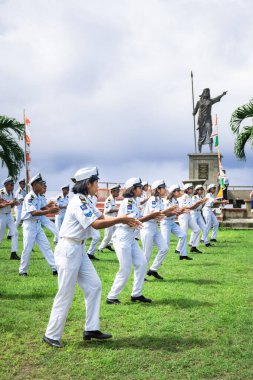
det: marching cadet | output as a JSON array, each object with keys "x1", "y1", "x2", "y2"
[
  {"x1": 175, "y1": 183, "x2": 206, "y2": 254},
  {"x1": 135, "y1": 181, "x2": 150, "y2": 240},
  {"x1": 189, "y1": 185, "x2": 210, "y2": 247},
  {"x1": 18, "y1": 174, "x2": 59, "y2": 277},
  {"x1": 160, "y1": 184, "x2": 189, "y2": 262},
  {"x1": 54, "y1": 185, "x2": 70, "y2": 244},
  {"x1": 140, "y1": 180, "x2": 179, "y2": 280},
  {"x1": 14, "y1": 178, "x2": 26, "y2": 228},
  {"x1": 44, "y1": 167, "x2": 140, "y2": 348},
  {"x1": 0, "y1": 177, "x2": 19, "y2": 260},
  {"x1": 86, "y1": 194, "x2": 100, "y2": 260},
  {"x1": 107, "y1": 178, "x2": 163, "y2": 304},
  {"x1": 40, "y1": 181, "x2": 60, "y2": 242},
  {"x1": 98, "y1": 184, "x2": 121, "y2": 252},
  {"x1": 202, "y1": 184, "x2": 229, "y2": 242}
]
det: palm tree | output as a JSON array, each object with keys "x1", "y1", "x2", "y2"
[
  {"x1": 230, "y1": 99, "x2": 253, "y2": 160},
  {"x1": 0, "y1": 116, "x2": 25, "y2": 179}
]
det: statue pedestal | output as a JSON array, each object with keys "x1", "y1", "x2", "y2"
[{"x1": 187, "y1": 153, "x2": 220, "y2": 186}]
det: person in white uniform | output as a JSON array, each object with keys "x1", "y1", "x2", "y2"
[
  {"x1": 189, "y1": 185, "x2": 211, "y2": 248},
  {"x1": 107, "y1": 178, "x2": 163, "y2": 304},
  {"x1": 175, "y1": 183, "x2": 206, "y2": 255},
  {"x1": 86, "y1": 194, "x2": 101, "y2": 260},
  {"x1": 53, "y1": 185, "x2": 69, "y2": 244},
  {"x1": 160, "y1": 184, "x2": 189, "y2": 263},
  {"x1": 18, "y1": 174, "x2": 59, "y2": 277},
  {"x1": 135, "y1": 181, "x2": 150, "y2": 240},
  {"x1": 39, "y1": 181, "x2": 60, "y2": 242},
  {"x1": 141, "y1": 180, "x2": 180, "y2": 280},
  {"x1": 202, "y1": 184, "x2": 228, "y2": 242},
  {"x1": 0, "y1": 177, "x2": 19, "y2": 260},
  {"x1": 44, "y1": 167, "x2": 140, "y2": 348},
  {"x1": 14, "y1": 178, "x2": 26, "y2": 228},
  {"x1": 98, "y1": 184, "x2": 121, "y2": 252}
]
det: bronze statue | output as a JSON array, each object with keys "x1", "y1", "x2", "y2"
[{"x1": 193, "y1": 88, "x2": 227, "y2": 152}]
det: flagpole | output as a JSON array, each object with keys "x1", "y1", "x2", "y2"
[
  {"x1": 23, "y1": 109, "x2": 29, "y2": 193},
  {"x1": 191, "y1": 71, "x2": 197, "y2": 153}
]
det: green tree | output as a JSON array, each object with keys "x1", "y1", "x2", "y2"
[
  {"x1": 230, "y1": 99, "x2": 253, "y2": 160},
  {"x1": 0, "y1": 116, "x2": 25, "y2": 179}
]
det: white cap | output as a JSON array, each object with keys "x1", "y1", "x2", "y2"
[
  {"x1": 3, "y1": 177, "x2": 14, "y2": 186},
  {"x1": 142, "y1": 181, "x2": 148, "y2": 187},
  {"x1": 168, "y1": 184, "x2": 181, "y2": 194},
  {"x1": 151, "y1": 179, "x2": 166, "y2": 191},
  {"x1": 110, "y1": 184, "x2": 121, "y2": 191},
  {"x1": 207, "y1": 183, "x2": 216, "y2": 191},
  {"x1": 74, "y1": 167, "x2": 99, "y2": 182},
  {"x1": 61, "y1": 184, "x2": 69, "y2": 190},
  {"x1": 124, "y1": 177, "x2": 142, "y2": 190},
  {"x1": 19, "y1": 178, "x2": 25, "y2": 184},
  {"x1": 195, "y1": 184, "x2": 204, "y2": 191},
  {"x1": 30, "y1": 173, "x2": 43, "y2": 185},
  {"x1": 183, "y1": 183, "x2": 194, "y2": 191}
]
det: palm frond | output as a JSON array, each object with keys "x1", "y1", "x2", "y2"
[
  {"x1": 0, "y1": 116, "x2": 25, "y2": 140},
  {"x1": 234, "y1": 126, "x2": 253, "y2": 160},
  {"x1": 230, "y1": 99, "x2": 253, "y2": 134}
]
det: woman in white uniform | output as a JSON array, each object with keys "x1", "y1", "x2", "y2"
[
  {"x1": 107, "y1": 178, "x2": 162, "y2": 304},
  {"x1": 189, "y1": 185, "x2": 210, "y2": 248},
  {"x1": 53, "y1": 185, "x2": 70, "y2": 244},
  {"x1": 44, "y1": 167, "x2": 139, "y2": 348}
]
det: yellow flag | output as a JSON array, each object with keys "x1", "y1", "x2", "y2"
[{"x1": 216, "y1": 187, "x2": 223, "y2": 199}]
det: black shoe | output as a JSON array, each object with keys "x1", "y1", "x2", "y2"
[
  {"x1": 98, "y1": 249, "x2": 104, "y2": 253},
  {"x1": 7, "y1": 235, "x2": 12, "y2": 240},
  {"x1": 147, "y1": 270, "x2": 164, "y2": 280},
  {"x1": 19, "y1": 272, "x2": 28, "y2": 277},
  {"x1": 52, "y1": 270, "x2": 58, "y2": 276},
  {"x1": 144, "y1": 278, "x2": 149, "y2": 282},
  {"x1": 190, "y1": 247, "x2": 202, "y2": 253},
  {"x1": 106, "y1": 245, "x2": 115, "y2": 252},
  {"x1": 131, "y1": 295, "x2": 152, "y2": 303},
  {"x1": 210, "y1": 239, "x2": 217, "y2": 242},
  {"x1": 180, "y1": 256, "x2": 193, "y2": 260},
  {"x1": 175, "y1": 249, "x2": 180, "y2": 254},
  {"x1": 205, "y1": 243, "x2": 212, "y2": 247},
  {"x1": 135, "y1": 238, "x2": 140, "y2": 241},
  {"x1": 43, "y1": 335, "x2": 63, "y2": 348},
  {"x1": 88, "y1": 254, "x2": 99, "y2": 261},
  {"x1": 83, "y1": 330, "x2": 112, "y2": 341},
  {"x1": 10, "y1": 252, "x2": 20, "y2": 260},
  {"x1": 106, "y1": 298, "x2": 121, "y2": 305}
]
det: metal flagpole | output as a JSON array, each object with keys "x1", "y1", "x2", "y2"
[
  {"x1": 191, "y1": 71, "x2": 197, "y2": 153},
  {"x1": 23, "y1": 109, "x2": 29, "y2": 193}
]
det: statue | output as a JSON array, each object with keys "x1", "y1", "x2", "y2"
[{"x1": 193, "y1": 88, "x2": 227, "y2": 153}]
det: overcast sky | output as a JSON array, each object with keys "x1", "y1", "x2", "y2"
[{"x1": 0, "y1": 0, "x2": 252, "y2": 189}]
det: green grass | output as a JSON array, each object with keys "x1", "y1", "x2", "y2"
[{"x1": 1, "y1": 228, "x2": 253, "y2": 380}]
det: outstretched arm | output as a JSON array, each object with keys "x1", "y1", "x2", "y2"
[{"x1": 211, "y1": 91, "x2": 227, "y2": 104}]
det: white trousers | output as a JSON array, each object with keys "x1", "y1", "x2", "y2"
[
  {"x1": 87, "y1": 228, "x2": 100, "y2": 255},
  {"x1": 108, "y1": 237, "x2": 147, "y2": 299},
  {"x1": 202, "y1": 208, "x2": 219, "y2": 240},
  {"x1": 99, "y1": 225, "x2": 116, "y2": 250},
  {"x1": 19, "y1": 220, "x2": 56, "y2": 274},
  {"x1": 41, "y1": 217, "x2": 59, "y2": 239},
  {"x1": 0, "y1": 213, "x2": 18, "y2": 252},
  {"x1": 190, "y1": 212, "x2": 209, "y2": 245},
  {"x1": 161, "y1": 219, "x2": 187, "y2": 257},
  {"x1": 45, "y1": 238, "x2": 101, "y2": 340},
  {"x1": 176, "y1": 215, "x2": 200, "y2": 250},
  {"x1": 140, "y1": 225, "x2": 168, "y2": 271},
  {"x1": 54, "y1": 214, "x2": 65, "y2": 243},
  {"x1": 15, "y1": 205, "x2": 23, "y2": 228}
]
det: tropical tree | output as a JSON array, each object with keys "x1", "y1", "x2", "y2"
[
  {"x1": 230, "y1": 99, "x2": 253, "y2": 160},
  {"x1": 0, "y1": 116, "x2": 25, "y2": 179}
]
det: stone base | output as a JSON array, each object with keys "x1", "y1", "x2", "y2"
[{"x1": 188, "y1": 153, "x2": 221, "y2": 186}]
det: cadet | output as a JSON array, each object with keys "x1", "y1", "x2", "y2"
[
  {"x1": 14, "y1": 178, "x2": 26, "y2": 228},
  {"x1": 0, "y1": 177, "x2": 19, "y2": 260},
  {"x1": 44, "y1": 167, "x2": 140, "y2": 348},
  {"x1": 18, "y1": 174, "x2": 59, "y2": 276},
  {"x1": 98, "y1": 184, "x2": 121, "y2": 252},
  {"x1": 40, "y1": 181, "x2": 60, "y2": 242},
  {"x1": 189, "y1": 185, "x2": 210, "y2": 247},
  {"x1": 202, "y1": 184, "x2": 229, "y2": 242},
  {"x1": 86, "y1": 194, "x2": 100, "y2": 260},
  {"x1": 107, "y1": 178, "x2": 162, "y2": 304},
  {"x1": 141, "y1": 180, "x2": 179, "y2": 280},
  {"x1": 54, "y1": 185, "x2": 69, "y2": 244}
]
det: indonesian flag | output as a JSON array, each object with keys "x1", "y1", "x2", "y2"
[{"x1": 211, "y1": 114, "x2": 219, "y2": 147}]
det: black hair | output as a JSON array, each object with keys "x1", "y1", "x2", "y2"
[
  {"x1": 72, "y1": 177, "x2": 97, "y2": 195},
  {"x1": 123, "y1": 184, "x2": 142, "y2": 198}
]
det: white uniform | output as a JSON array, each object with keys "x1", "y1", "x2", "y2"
[
  {"x1": 189, "y1": 194, "x2": 208, "y2": 245},
  {"x1": 140, "y1": 196, "x2": 168, "y2": 271},
  {"x1": 176, "y1": 193, "x2": 200, "y2": 250},
  {"x1": 14, "y1": 187, "x2": 26, "y2": 227},
  {"x1": 39, "y1": 194, "x2": 59, "y2": 239},
  {"x1": 107, "y1": 197, "x2": 147, "y2": 299},
  {"x1": 45, "y1": 194, "x2": 102, "y2": 340},
  {"x1": 86, "y1": 195, "x2": 100, "y2": 256},
  {"x1": 19, "y1": 190, "x2": 57, "y2": 274},
  {"x1": 160, "y1": 197, "x2": 187, "y2": 258},
  {"x1": 202, "y1": 193, "x2": 219, "y2": 240},
  {"x1": 135, "y1": 191, "x2": 148, "y2": 239},
  {"x1": 54, "y1": 194, "x2": 69, "y2": 243},
  {"x1": 0, "y1": 188, "x2": 18, "y2": 252},
  {"x1": 98, "y1": 194, "x2": 118, "y2": 250}
]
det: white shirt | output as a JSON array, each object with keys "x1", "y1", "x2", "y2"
[
  {"x1": 21, "y1": 190, "x2": 42, "y2": 221},
  {"x1": 0, "y1": 188, "x2": 14, "y2": 214},
  {"x1": 59, "y1": 194, "x2": 102, "y2": 240},
  {"x1": 161, "y1": 197, "x2": 178, "y2": 222},
  {"x1": 56, "y1": 194, "x2": 69, "y2": 216},
  {"x1": 203, "y1": 193, "x2": 215, "y2": 209},
  {"x1": 142, "y1": 196, "x2": 164, "y2": 226},
  {"x1": 191, "y1": 194, "x2": 203, "y2": 213},
  {"x1": 15, "y1": 187, "x2": 26, "y2": 208},
  {"x1": 104, "y1": 194, "x2": 118, "y2": 217}
]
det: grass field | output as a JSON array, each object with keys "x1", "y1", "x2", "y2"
[{"x1": 1, "y1": 228, "x2": 253, "y2": 380}]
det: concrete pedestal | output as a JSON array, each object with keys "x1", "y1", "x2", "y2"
[{"x1": 188, "y1": 153, "x2": 220, "y2": 186}]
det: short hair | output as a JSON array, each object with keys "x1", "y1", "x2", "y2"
[
  {"x1": 72, "y1": 177, "x2": 97, "y2": 195},
  {"x1": 123, "y1": 186, "x2": 135, "y2": 198}
]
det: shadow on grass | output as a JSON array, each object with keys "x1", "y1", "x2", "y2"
[
  {"x1": 167, "y1": 278, "x2": 221, "y2": 285},
  {"x1": 77, "y1": 334, "x2": 211, "y2": 352},
  {"x1": 143, "y1": 298, "x2": 215, "y2": 308},
  {"x1": 0, "y1": 292, "x2": 53, "y2": 300}
]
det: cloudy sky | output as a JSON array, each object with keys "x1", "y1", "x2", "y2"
[{"x1": 0, "y1": 0, "x2": 252, "y2": 189}]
